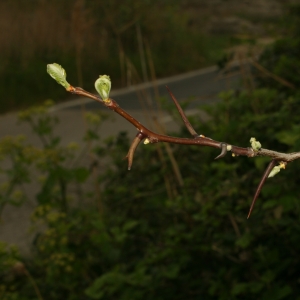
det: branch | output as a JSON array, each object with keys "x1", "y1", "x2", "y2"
[
  {"x1": 69, "y1": 85, "x2": 252, "y2": 155},
  {"x1": 47, "y1": 64, "x2": 300, "y2": 218}
]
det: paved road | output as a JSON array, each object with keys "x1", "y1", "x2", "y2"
[
  {"x1": 54, "y1": 65, "x2": 240, "y2": 112},
  {"x1": 0, "y1": 65, "x2": 240, "y2": 256}
]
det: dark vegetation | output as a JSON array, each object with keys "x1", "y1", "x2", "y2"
[{"x1": 1, "y1": 2, "x2": 300, "y2": 300}]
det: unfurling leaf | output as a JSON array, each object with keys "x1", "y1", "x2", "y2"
[
  {"x1": 268, "y1": 162, "x2": 286, "y2": 178},
  {"x1": 268, "y1": 166, "x2": 281, "y2": 178},
  {"x1": 47, "y1": 63, "x2": 70, "y2": 89},
  {"x1": 250, "y1": 137, "x2": 262, "y2": 151}
]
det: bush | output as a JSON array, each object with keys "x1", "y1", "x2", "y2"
[{"x1": 1, "y1": 81, "x2": 300, "y2": 299}]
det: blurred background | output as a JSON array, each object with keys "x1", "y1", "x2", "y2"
[
  {"x1": 0, "y1": 0, "x2": 294, "y2": 112},
  {"x1": 1, "y1": 0, "x2": 300, "y2": 299}
]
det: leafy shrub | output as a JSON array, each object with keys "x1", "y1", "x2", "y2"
[{"x1": 1, "y1": 83, "x2": 300, "y2": 299}]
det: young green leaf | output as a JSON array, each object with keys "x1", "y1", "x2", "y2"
[{"x1": 47, "y1": 63, "x2": 70, "y2": 89}]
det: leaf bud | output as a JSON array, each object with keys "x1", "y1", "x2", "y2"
[
  {"x1": 250, "y1": 137, "x2": 262, "y2": 151},
  {"x1": 47, "y1": 63, "x2": 70, "y2": 89},
  {"x1": 268, "y1": 162, "x2": 286, "y2": 178},
  {"x1": 268, "y1": 166, "x2": 281, "y2": 178},
  {"x1": 95, "y1": 75, "x2": 111, "y2": 102}
]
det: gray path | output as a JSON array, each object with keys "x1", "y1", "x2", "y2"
[
  {"x1": 53, "y1": 65, "x2": 240, "y2": 111},
  {"x1": 0, "y1": 65, "x2": 240, "y2": 256}
]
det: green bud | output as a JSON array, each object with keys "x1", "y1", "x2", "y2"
[
  {"x1": 47, "y1": 63, "x2": 70, "y2": 89},
  {"x1": 268, "y1": 166, "x2": 281, "y2": 178},
  {"x1": 95, "y1": 75, "x2": 111, "y2": 102},
  {"x1": 250, "y1": 137, "x2": 262, "y2": 151},
  {"x1": 268, "y1": 162, "x2": 285, "y2": 178}
]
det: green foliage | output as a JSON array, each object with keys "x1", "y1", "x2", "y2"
[
  {"x1": 1, "y1": 81, "x2": 300, "y2": 299},
  {"x1": 256, "y1": 4, "x2": 300, "y2": 95},
  {"x1": 257, "y1": 38, "x2": 300, "y2": 94},
  {"x1": 2, "y1": 20, "x2": 300, "y2": 296},
  {"x1": 0, "y1": 135, "x2": 33, "y2": 215}
]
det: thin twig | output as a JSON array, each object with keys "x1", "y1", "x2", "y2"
[
  {"x1": 154, "y1": 118, "x2": 184, "y2": 186},
  {"x1": 228, "y1": 213, "x2": 241, "y2": 238},
  {"x1": 251, "y1": 60, "x2": 295, "y2": 90},
  {"x1": 24, "y1": 268, "x2": 44, "y2": 300}
]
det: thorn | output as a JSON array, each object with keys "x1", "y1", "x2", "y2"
[
  {"x1": 247, "y1": 160, "x2": 276, "y2": 219},
  {"x1": 126, "y1": 132, "x2": 145, "y2": 170},
  {"x1": 165, "y1": 86, "x2": 198, "y2": 137},
  {"x1": 214, "y1": 143, "x2": 227, "y2": 160}
]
